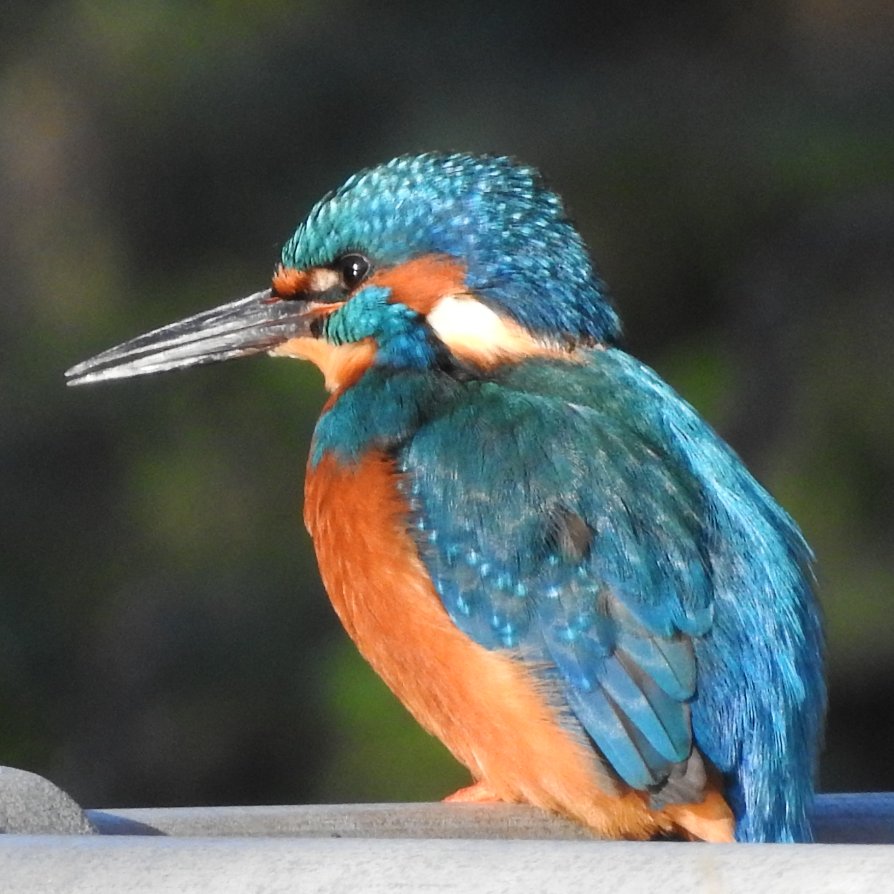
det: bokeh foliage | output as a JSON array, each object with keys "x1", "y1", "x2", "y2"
[{"x1": 1, "y1": 1, "x2": 892, "y2": 807}]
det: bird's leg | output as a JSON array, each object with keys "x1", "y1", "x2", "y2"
[{"x1": 443, "y1": 781, "x2": 504, "y2": 804}]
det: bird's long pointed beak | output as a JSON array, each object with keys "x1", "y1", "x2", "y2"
[{"x1": 65, "y1": 289, "x2": 318, "y2": 386}]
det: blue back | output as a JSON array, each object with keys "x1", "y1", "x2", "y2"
[{"x1": 312, "y1": 349, "x2": 825, "y2": 842}]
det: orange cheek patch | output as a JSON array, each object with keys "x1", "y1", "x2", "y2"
[
  {"x1": 370, "y1": 255, "x2": 576, "y2": 370},
  {"x1": 368, "y1": 254, "x2": 467, "y2": 315}
]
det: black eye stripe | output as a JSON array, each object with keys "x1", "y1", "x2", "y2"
[{"x1": 333, "y1": 253, "x2": 371, "y2": 290}]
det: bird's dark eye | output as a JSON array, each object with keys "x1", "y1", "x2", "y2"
[{"x1": 334, "y1": 253, "x2": 371, "y2": 290}]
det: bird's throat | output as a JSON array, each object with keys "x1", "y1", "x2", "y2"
[{"x1": 270, "y1": 337, "x2": 376, "y2": 393}]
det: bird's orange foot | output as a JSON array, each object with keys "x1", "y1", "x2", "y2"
[{"x1": 443, "y1": 782, "x2": 504, "y2": 804}]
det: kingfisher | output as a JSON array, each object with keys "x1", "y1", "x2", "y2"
[{"x1": 66, "y1": 153, "x2": 824, "y2": 843}]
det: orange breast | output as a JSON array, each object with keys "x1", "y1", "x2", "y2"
[{"x1": 304, "y1": 448, "x2": 734, "y2": 842}]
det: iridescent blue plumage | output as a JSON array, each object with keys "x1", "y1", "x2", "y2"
[
  {"x1": 311, "y1": 349, "x2": 824, "y2": 841},
  {"x1": 409, "y1": 353, "x2": 823, "y2": 841},
  {"x1": 300, "y1": 153, "x2": 824, "y2": 842},
  {"x1": 284, "y1": 154, "x2": 620, "y2": 344},
  {"x1": 74, "y1": 151, "x2": 824, "y2": 843}
]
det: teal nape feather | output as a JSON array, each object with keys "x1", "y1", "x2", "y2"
[{"x1": 282, "y1": 153, "x2": 621, "y2": 345}]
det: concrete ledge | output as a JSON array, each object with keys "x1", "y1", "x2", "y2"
[
  {"x1": 811, "y1": 792, "x2": 894, "y2": 844},
  {"x1": 1, "y1": 759, "x2": 891, "y2": 844},
  {"x1": 87, "y1": 801, "x2": 591, "y2": 839},
  {"x1": 0, "y1": 767, "x2": 95, "y2": 835},
  {"x1": 0, "y1": 768, "x2": 891, "y2": 893},
  {"x1": 1, "y1": 835, "x2": 893, "y2": 894},
  {"x1": 84, "y1": 794, "x2": 894, "y2": 844}
]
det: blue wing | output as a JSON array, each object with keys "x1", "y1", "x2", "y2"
[{"x1": 398, "y1": 349, "x2": 824, "y2": 841}]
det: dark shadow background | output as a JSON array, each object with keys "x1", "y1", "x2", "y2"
[{"x1": 1, "y1": 1, "x2": 892, "y2": 808}]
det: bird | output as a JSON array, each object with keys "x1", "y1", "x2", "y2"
[{"x1": 66, "y1": 152, "x2": 825, "y2": 843}]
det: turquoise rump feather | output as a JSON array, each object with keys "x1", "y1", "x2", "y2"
[{"x1": 68, "y1": 152, "x2": 825, "y2": 843}]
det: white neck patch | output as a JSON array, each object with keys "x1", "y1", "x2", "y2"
[{"x1": 427, "y1": 294, "x2": 564, "y2": 366}]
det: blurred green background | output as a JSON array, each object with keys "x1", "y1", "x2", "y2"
[{"x1": 1, "y1": 1, "x2": 892, "y2": 809}]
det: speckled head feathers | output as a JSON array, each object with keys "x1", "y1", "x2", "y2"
[{"x1": 282, "y1": 153, "x2": 621, "y2": 345}]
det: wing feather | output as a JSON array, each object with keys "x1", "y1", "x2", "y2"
[
  {"x1": 401, "y1": 373, "x2": 710, "y2": 795},
  {"x1": 397, "y1": 349, "x2": 823, "y2": 837}
]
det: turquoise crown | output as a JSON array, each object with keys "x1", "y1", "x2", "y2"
[{"x1": 282, "y1": 153, "x2": 621, "y2": 345}]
